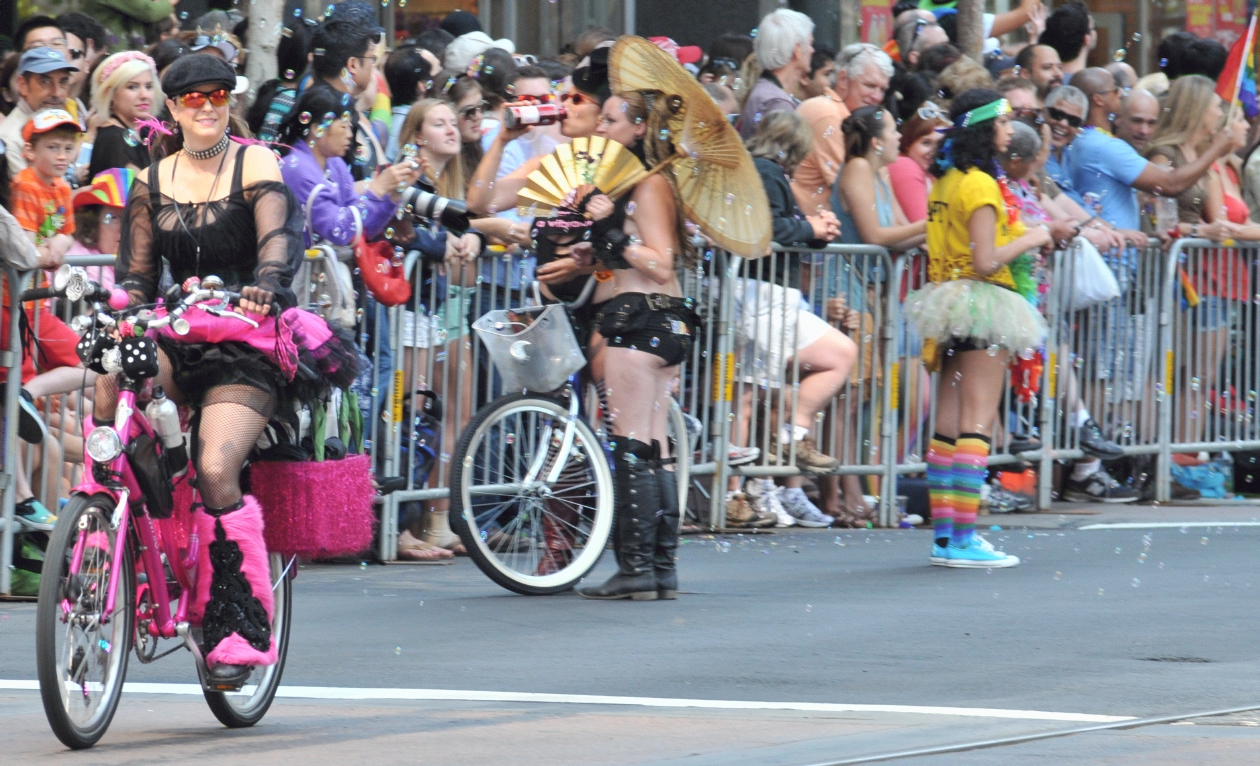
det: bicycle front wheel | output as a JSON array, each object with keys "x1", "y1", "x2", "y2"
[
  {"x1": 36, "y1": 493, "x2": 134, "y2": 750},
  {"x1": 203, "y1": 552, "x2": 293, "y2": 728},
  {"x1": 666, "y1": 398, "x2": 692, "y2": 523},
  {"x1": 450, "y1": 393, "x2": 614, "y2": 595}
]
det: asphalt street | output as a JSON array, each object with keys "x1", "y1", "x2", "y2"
[{"x1": 4, "y1": 504, "x2": 1260, "y2": 764}]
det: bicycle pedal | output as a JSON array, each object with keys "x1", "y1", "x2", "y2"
[
  {"x1": 207, "y1": 680, "x2": 246, "y2": 692},
  {"x1": 205, "y1": 663, "x2": 252, "y2": 691}
]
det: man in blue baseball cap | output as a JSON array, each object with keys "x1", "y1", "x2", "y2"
[{"x1": 0, "y1": 47, "x2": 79, "y2": 176}]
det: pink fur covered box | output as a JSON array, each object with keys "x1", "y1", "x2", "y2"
[{"x1": 248, "y1": 454, "x2": 376, "y2": 558}]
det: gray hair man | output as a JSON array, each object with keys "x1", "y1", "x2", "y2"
[
  {"x1": 835, "y1": 42, "x2": 893, "y2": 112},
  {"x1": 738, "y1": 9, "x2": 814, "y2": 140}
]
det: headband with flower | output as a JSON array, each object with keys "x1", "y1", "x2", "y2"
[{"x1": 97, "y1": 51, "x2": 157, "y2": 84}]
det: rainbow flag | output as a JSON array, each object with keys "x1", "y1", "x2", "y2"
[{"x1": 1218, "y1": 10, "x2": 1260, "y2": 119}]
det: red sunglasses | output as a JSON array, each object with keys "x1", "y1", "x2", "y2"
[
  {"x1": 560, "y1": 91, "x2": 595, "y2": 106},
  {"x1": 177, "y1": 88, "x2": 230, "y2": 109}
]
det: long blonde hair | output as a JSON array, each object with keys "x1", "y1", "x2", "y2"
[
  {"x1": 1146, "y1": 74, "x2": 1221, "y2": 157},
  {"x1": 399, "y1": 98, "x2": 466, "y2": 200},
  {"x1": 92, "y1": 54, "x2": 163, "y2": 123}
]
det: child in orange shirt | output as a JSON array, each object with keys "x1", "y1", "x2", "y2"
[
  {"x1": 5, "y1": 109, "x2": 93, "y2": 530},
  {"x1": 10, "y1": 109, "x2": 79, "y2": 255}
]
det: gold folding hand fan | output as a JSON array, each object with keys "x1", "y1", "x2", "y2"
[{"x1": 515, "y1": 136, "x2": 648, "y2": 217}]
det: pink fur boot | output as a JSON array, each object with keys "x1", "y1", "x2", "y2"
[{"x1": 193, "y1": 496, "x2": 278, "y2": 668}]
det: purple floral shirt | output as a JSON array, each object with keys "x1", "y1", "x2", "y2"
[{"x1": 281, "y1": 139, "x2": 398, "y2": 247}]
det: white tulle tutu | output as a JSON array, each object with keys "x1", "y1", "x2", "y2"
[{"x1": 905, "y1": 279, "x2": 1047, "y2": 353}]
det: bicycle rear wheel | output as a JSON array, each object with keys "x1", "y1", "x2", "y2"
[
  {"x1": 203, "y1": 552, "x2": 292, "y2": 727},
  {"x1": 36, "y1": 493, "x2": 134, "y2": 750},
  {"x1": 450, "y1": 393, "x2": 614, "y2": 595}
]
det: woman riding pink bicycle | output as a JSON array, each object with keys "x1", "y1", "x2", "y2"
[{"x1": 93, "y1": 56, "x2": 359, "y2": 685}]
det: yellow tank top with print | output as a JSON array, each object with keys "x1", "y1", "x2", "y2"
[{"x1": 925, "y1": 167, "x2": 1023, "y2": 290}]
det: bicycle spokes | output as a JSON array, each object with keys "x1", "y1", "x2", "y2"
[{"x1": 56, "y1": 510, "x2": 128, "y2": 724}]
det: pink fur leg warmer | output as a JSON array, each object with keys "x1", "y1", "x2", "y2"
[{"x1": 197, "y1": 496, "x2": 279, "y2": 668}]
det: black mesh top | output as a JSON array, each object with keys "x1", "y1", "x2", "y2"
[{"x1": 118, "y1": 145, "x2": 300, "y2": 309}]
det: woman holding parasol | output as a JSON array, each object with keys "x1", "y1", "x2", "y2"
[{"x1": 566, "y1": 37, "x2": 769, "y2": 600}]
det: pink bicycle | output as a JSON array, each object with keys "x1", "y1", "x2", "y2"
[{"x1": 34, "y1": 270, "x2": 292, "y2": 749}]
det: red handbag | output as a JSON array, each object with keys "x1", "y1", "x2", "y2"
[{"x1": 355, "y1": 236, "x2": 412, "y2": 306}]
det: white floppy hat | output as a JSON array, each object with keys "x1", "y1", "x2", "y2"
[{"x1": 444, "y1": 31, "x2": 516, "y2": 71}]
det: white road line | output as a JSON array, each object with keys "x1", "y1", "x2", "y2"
[
  {"x1": 1079, "y1": 522, "x2": 1260, "y2": 530},
  {"x1": 0, "y1": 680, "x2": 1132, "y2": 723}
]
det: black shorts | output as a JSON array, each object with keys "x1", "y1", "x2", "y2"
[{"x1": 595, "y1": 292, "x2": 700, "y2": 366}]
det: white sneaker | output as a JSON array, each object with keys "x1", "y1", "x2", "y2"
[
  {"x1": 728, "y1": 446, "x2": 761, "y2": 466},
  {"x1": 745, "y1": 479, "x2": 794, "y2": 527},
  {"x1": 779, "y1": 487, "x2": 835, "y2": 528}
]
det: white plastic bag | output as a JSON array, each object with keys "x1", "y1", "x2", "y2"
[{"x1": 1070, "y1": 236, "x2": 1120, "y2": 309}]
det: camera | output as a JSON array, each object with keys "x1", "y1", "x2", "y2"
[{"x1": 399, "y1": 186, "x2": 472, "y2": 233}]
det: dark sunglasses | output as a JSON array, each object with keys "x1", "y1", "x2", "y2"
[
  {"x1": 1045, "y1": 106, "x2": 1082, "y2": 128},
  {"x1": 177, "y1": 88, "x2": 230, "y2": 109},
  {"x1": 560, "y1": 91, "x2": 596, "y2": 106},
  {"x1": 67, "y1": 48, "x2": 85, "y2": 61},
  {"x1": 459, "y1": 101, "x2": 488, "y2": 119},
  {"x1": 1013, "y1": 107, "x2": 1045, "y2": 126}
]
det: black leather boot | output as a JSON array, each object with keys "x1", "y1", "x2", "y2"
[
  {"x1": 578, "y1": 438, "x2": 660, "y2": 600},
  {"x1": 654, "y1": 462, "x2": 680, "y2": 600}
]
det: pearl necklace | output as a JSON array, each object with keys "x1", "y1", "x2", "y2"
[{"x1": 183, "y1": 132, "x2": 230, "y2": 161}]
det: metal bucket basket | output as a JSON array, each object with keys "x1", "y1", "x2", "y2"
[{"x1": 472, "y1": 304, "x2": 586, "y2": 392}]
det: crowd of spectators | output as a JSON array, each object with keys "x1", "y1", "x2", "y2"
[{"x1": 0, "y1": 0, "x2": 1257, "y2": 541}]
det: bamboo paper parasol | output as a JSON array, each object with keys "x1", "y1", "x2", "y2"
[{"x1": 609, "y1": 36, "x2": 771, "y2": 258}]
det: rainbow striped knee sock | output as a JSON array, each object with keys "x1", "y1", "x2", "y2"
[
  {"x1": 951, "y1": 433, "x2": 991, "y2": 548},
  {"x1": 927, "y1": 434, "x2": 955, "y2": 548}
]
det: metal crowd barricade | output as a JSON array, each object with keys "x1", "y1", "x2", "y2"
[
  {"x1": 707, "y1": 244, "x2": 897, "y2": 528},
  {"x1": 1034, "y1": 241, "x2": 1166, "y2": 505},
  {"x1": 376, "y1": 245, "x2": 715, "y2": 559},
  {"x1": 12, "y1": 237, "x2": 1260, "y2": 589},
  {"x1": 0, "y1": 267, "x2": 27, "y2": 596},
  {"x1": 1157, "y1": 238, "x2": 1260, "y2": 501},
  {"x1": 375, "y1": 249, "x2": 534, "y2": 560}
]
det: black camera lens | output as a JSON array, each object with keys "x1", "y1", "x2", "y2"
[{"x1": 400, "y1": 187, "x2": 472, "y2": 233}]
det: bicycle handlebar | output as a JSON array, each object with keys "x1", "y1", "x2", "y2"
[{"x1": 20, "y1": 286, "x2": 56, "y2": 302}]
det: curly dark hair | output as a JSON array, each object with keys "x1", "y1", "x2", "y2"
[{"x1": 930, "y1": 87, "x2": 1002, "y2": 178}]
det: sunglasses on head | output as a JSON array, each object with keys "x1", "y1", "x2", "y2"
[
  {"x1": 916, "y1": 102, "x2": 945, "y2": 121},
  {"x1": 177, "y1": 88, "x2": 230, "y2": 109},
  {"x1": 1045, "y1": 106, "x2": 1082, "y2": 128},
  {"x1": 561, "y1": 91, "x2": 596, "y2": 106}
]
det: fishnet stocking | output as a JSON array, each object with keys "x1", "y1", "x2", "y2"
[{"x1": 195, "y1": 386, "x2": 275, "y2": 510}]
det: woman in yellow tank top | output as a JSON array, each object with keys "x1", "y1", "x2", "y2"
[{"x1": 905, "y1": 88, "x2": 1052, "y2": 570}]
